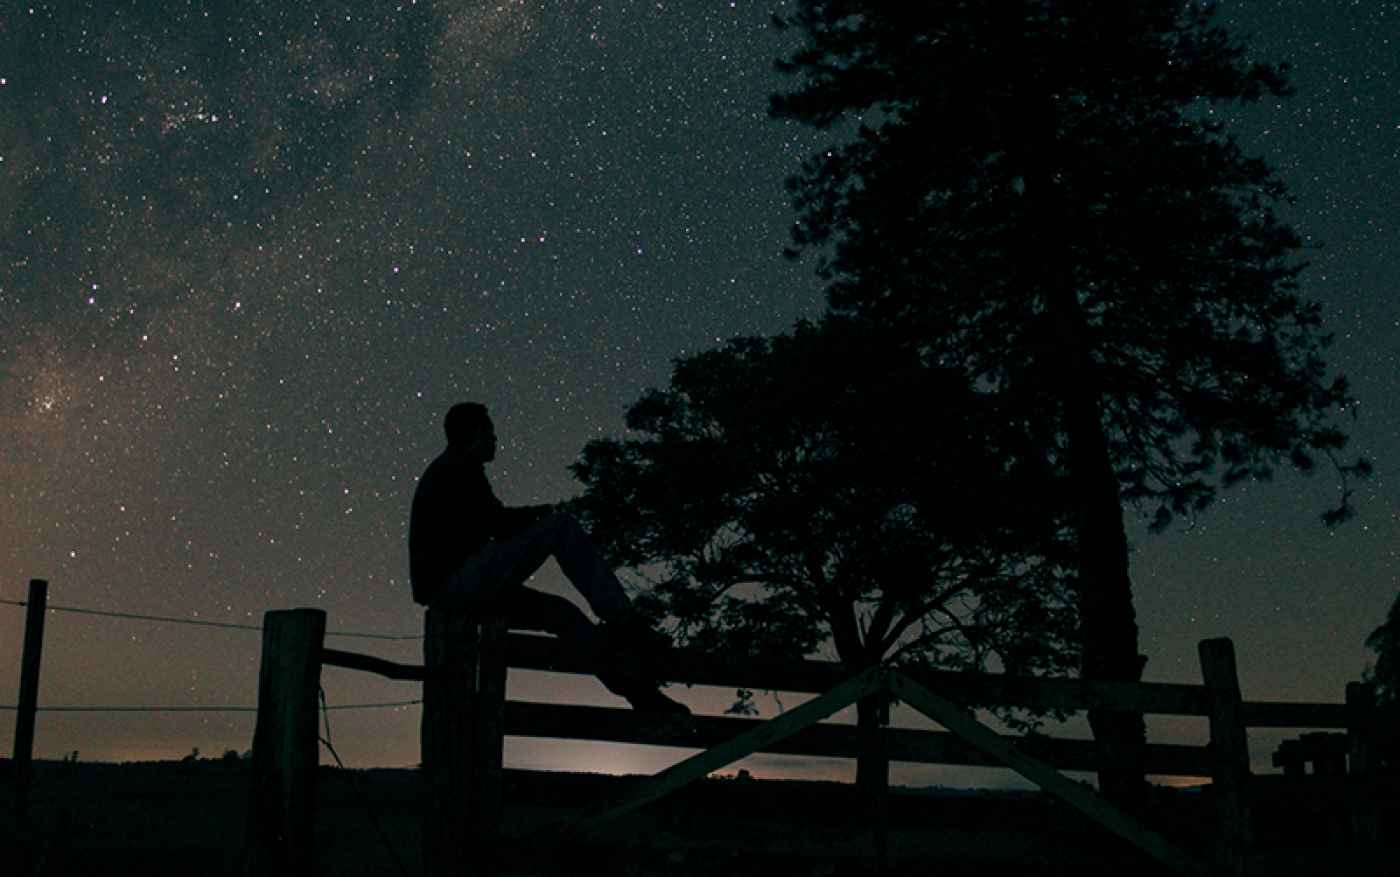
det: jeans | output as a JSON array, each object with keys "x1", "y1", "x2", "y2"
[{"x1": 435, "y1": 511, "x2": 632, "y2": 645}]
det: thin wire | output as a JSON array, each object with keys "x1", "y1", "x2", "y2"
[
  {"x1": 320, "y1": 699, "x2": 423, "y2": 711},
  {"x1": 0, "y1": 705, "x2": 258, "y2": 713},
  {"x1": 0, "y1": 700, "x2": 422, "y2": 713},
  {"x1": 0, "y1": 597, "x2": 424, "y2": 640},
  {"x1": 2, "y1": 594, "x2": 425, "y2": 713},
  {"x1": 319, "y1": 687, "x2": 412, "y2": 877}
]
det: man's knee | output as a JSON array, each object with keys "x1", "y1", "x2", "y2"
[
  {"x1": 539, "y1": 510, "x2": 589, "y2": 544},
  {"x1": 508, "y1": 586, "x2": 594, "y2": 639}
]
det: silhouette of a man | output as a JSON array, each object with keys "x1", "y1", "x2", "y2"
[{"x1": 410, "y1": 402, "x2": 688, "y2": 715}]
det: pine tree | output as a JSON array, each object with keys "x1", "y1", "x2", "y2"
[{"x1": 770, "y1": 0, "x2": 1365, "y2": 806}]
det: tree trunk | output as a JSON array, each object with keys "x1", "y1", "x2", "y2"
[
  {"x1": 855, "y1": 693, "x2": 890, "y2": 797},
  {"x1": 1057, "y1": 297, "x2": 1149, "y2": 810},
  {"x1": 1019, "y1": 93, "x2": 1149, "y2": 806},
  {"x1": 855, "y1": 691, "x2": 889, "y2": 872}
]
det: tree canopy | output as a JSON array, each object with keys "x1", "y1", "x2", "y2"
[
  {"x1": 770, "y1": 0, "x2": 1364, "y2": 527},
  {"x1": 767, "y1": 0, "x2": 1367, "y2": 805},
  {"x1": 570, "y1": 319, "x2": 1077, "y2": 692},
  {"x1": 1365, "y1": 592, "x2": 1400, "y2": 706}
]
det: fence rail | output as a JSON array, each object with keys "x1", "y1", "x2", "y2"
[
  {"x1": 9, "y1": 580, "x2": 1393, "y2": 877},
  {"x1": 493, "y1": 628, "x2": 1363, "y2": 728},
  {"x1": 241, "y1": 606, "x2": 1396, "y2": 877},
  {"x1": 498, "y1": 698, "x2": 1221, "y2": 773}
]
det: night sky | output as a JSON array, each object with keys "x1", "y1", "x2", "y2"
[{"x1": 3, "y1": 1, "x2": 1398, "y2": 787}]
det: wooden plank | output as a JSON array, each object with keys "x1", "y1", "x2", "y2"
[
  {"x1": 13, "y1": 578, "x2": 48, "y2": 875},
  {"x1": 568, "y1": 666, "x2": 883, "y2": 833},
  {"x1": 474, "y1": 618, "x2": 509, "y2": 848},
  {"x1": 887, "y1": 670, "x2": 1205, "y2": 876},
  {"x1": 13, "y1": 580, "x2": 48, "y2": 795},
  {"x1": 501, "y1": 699, "x2": 1215, "y2": 776},
  {"x1": 321, "y1": 647, "x2": 429, "y2": 680},
  {"x1": 1346, "y1": 682, "x2": 1378, "y2": 776},
  {"x1": 243, "y1": 608, "x2": 326, "y2": 877},
  {"x1": 1199, "y1": 638, "x2": 1250, "y2": 877},
  {"x1": 506, "y1": 631, "x2": 1212, "y2": 714},
  {"x1": 1240, "y1": 700, "x2": 1350, "y2": 729},
  {"x1": 993, "y1": 734, "x2": 1212, "y2": 778},
  {"x1": 1345, "y1": 681, "x2": 1380, "y2": 843},
  {"x1": 421, "y1": 609, "x2": 479, "y2": 877},
  {"x1": 900, "y1": 665, "x2": 1211, "y2": 716},
  {"x1": 504, "y1": 631, "x2": 851, "y2": 693},
  {"x1": 332, "y1": 631, "x2": 1348, "y2": 732},
  {"x1": 329, "y1": 632, "x2": 1348, "y2": 730}
]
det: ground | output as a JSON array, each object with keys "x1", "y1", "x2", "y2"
[{"x1": 2, "y1": 760, "x2": 1394, "y2": 875}]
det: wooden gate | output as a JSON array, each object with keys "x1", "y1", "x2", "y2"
[{"x1": 243, "y1": 608, "x2": 1392, "y2": 876}]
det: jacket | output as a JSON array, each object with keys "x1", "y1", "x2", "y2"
[{"x1": 408, "y1": 448, "x2": 551, "y2": 605}]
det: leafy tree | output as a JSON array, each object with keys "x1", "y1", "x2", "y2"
[
  {"x1": 1365, "y1": 592, "x2": 1400, "y2": 706},
  {"x1": 769, "y1": 1, "x2": 1366, "y2": 805},
  {"x1": 571, "y1": 318, "x2": 1079, "y2": 788},
  {"x1": 1363, "y1": 593, "x2": 1400, "y2": 774}
]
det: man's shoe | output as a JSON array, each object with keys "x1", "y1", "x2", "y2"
[
  {"x1": 624, "y1": 686, "x2": 691, "y2": 716},
  {"x1": 624, "y1": 688, "x2": 696, "y2": 744}
]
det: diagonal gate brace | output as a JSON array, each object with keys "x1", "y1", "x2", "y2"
[
  {"x1": 886, "y1": 670, "x2": 1206, "y2": 876},
  {"x1": 569, "y1": 665, "x2": 885, "y2": 834}
]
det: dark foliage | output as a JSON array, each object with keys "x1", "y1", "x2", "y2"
[
  {"x1": 769, "y1": 0, "x2": 1366, "y2": 528},
  {"x1": 768, "y1": 0, "x2": 1367, "y2": 804},
  {"x1": 1365, "y1": 592, "x2": 1400, "y2": 706},
  {"x1": 570, "y1": 319, "x2": 1079, "y2": 725}
]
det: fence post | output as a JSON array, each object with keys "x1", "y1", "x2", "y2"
[
  {"x1": 12, "y1": 579, "x2": 48, "y2": 796},
  {"x1": 1199, "y1": 637, "x2": 1250, "y2": 877},
  {"x1": 475, "y1": 617, "x2": 509, "y2": 845},
  {"x1": 1345, "y1": 681, "x2": 1380, "y2": 844},
  {"x1": 423, "y1": 609, "x2": 475, "y2": 877},
  {"x1": 12, "y1": 579, "x2": 48, "y2": 873},
  {"x1": 243, "y1": 608, "x2": 326, "y2": 877}
]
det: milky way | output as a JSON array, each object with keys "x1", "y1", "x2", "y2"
[{"x1": 2, "y1": 1, "x2": 1399, "y2": 784}]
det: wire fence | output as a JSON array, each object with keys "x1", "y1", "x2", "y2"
[
  {"x1": 0, "y1": 702, "x2": 422, "y2": 712},
  {"x1": 1, "y1": 591, "x2": 425, "y2": 715},
  {"x1": 5, "y1": 584, "x2": 421, "y2": 875},
  {"x1": 0, "y1": 596, "x2": 423, "y2": 639}
]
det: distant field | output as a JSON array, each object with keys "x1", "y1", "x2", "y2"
[{"x1": 2, "y1": 759, "x2": 1392, "y2": 875}]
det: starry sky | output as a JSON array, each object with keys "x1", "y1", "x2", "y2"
[{"x1": 2, "y1": 1, "x2": 1398, "y2": 787}]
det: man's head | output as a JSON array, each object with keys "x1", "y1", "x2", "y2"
[{"x1": 444, "y1": 402, "x2": 496, "y2": 462}]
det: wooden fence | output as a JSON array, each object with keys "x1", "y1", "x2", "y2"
[
  {"x1": 9, "y1": 579, "x2": 48, "y2": 876},
  {"x1": 238, "y1": 605, "x2": 1395, "y2": 876}
]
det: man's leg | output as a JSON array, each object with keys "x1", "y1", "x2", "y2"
[
  {"x1": 525, "y1": 511, "x2": 633, "y2": 622},
  {"x1": 525, "y1": 513, "x2": 679, "y2": 662},
  {"x1": 440, "y1": 511, "x2": 631, "y2": 620},
  {"x1": 500, "y1": 585, "x2": 596, "y2": 642},
  {"x1": 503, "y1": 586, "x2": 688, "y2": 715},
  {"x1": 439, "y1": 513, "x2": 688, "y2": 715}
]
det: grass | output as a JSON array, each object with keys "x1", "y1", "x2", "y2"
[{"x1": 2, "y1": 759, "x2": 1393, "y2": 876}]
